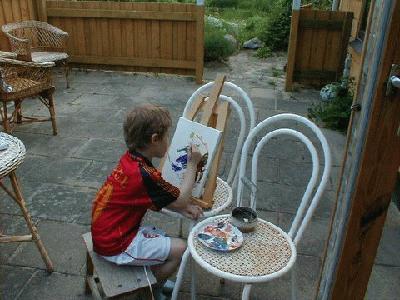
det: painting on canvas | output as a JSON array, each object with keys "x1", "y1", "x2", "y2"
[{"x1": 162, "y1": 117, "x2": 222, "y2": 198}]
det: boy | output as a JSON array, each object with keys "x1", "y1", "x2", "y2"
[{"x1": 91, "y1": 104, "x2": 203, "y2": 296}]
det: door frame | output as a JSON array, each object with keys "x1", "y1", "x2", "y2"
[{"x1": 318, "y1": 0, "x2": 400, "y2": 299}]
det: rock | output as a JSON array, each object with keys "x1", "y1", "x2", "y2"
[
  {"x1": 205, "y1": 16, "x2": 224, "y2": 29},
  {"x1": 243, "y1": 37, "x2": 263, "y2": 49},
  {"x1": 224, "y1": 34, "x2": 237, "y2": 49},
  {"x1": 320, "y1": 83, "x2": 337, "y2": 102}
]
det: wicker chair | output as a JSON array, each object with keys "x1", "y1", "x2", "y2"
[
  {"x1": 2, "y1": 20, "x2": 70, "y2": 87},
  {"x1": 0, "y1": 53, "x2": 57, "y2": 135}
]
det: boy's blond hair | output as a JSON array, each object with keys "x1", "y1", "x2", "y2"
[{"x1": 123, "y1": 104, "x2": 172, "y2": 152}]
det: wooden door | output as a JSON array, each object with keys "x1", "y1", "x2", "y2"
[
  {"x1": 285, "y1": 9, "x2": 353, "y2": 90},
  {"x1": 317, "y1": 1, "x2": 400, "y2": 299}
]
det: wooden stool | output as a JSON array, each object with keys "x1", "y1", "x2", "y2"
[
  {"x1": 0, "y1": 132, "x2": 53, "y2": 272},
  {"x1": 82, "y1": 232, "x2": 157, "y2": 299}
]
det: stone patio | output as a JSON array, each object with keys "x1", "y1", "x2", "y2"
[{"x1": 1, "y1": 51, "x2": 399, "y2": 299}]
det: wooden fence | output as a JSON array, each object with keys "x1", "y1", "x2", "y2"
[
  {"x1": 285, "y1": 9, "x2": 353, "y2": 90},
  {"x1": 0, "y1": 0, "x2": 38, "y2": 49},
  {"x1": 0, "y1": 0, "x2": 204, "y2": 83}
]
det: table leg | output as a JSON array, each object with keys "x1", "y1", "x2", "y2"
[
  {"x1": 291, "y1": 264, "x2": 297, "y2": 300},
  {"x1": 9, "y1": 172, "x2": 54, "y2": 272},
  {"x1": 191, "y1": 254, "x2": 196, "y2": 300},
  {"x1": 242, "y1": 284, "x2": 252, "y2": 300}
]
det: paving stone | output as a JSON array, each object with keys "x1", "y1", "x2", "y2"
[
  {"x1": 274, "y1": 184, "x2": 335, "y2": 219},
  {"x1": 278, "y1": 159, "x2": 312, "y2": 187},
  {"x1": 276, "y1": 99, "x2": 310, "y2": 116},
  {"x1": 18, "y1": 155, "x2": 91, "y2": 185},
  {"x1": 278, "y1": 212, "x2": 330, "y2": 257},
  {"x1": 17, "y1": 270, "x2": 90, "y2": 300},
  {"x1": 366, "y1": 265, "x2": 400, "y2": 300},
  {"x1": 27, "y1": 183, "x2": 94, "y2": 224},
  {"x1": 71, "y1": 93, "x2": 121, "y2": 108},
  {"x1": 0, "y1": 215, "x2": 34, "y2": 264},
  {"x1": 0, "y1": 265, "x2": 36, "y2": 299},
  {"x1": 375, "y1": 203, "x2": 400, "y2": 266},
  {"x1": 13, "y1": 132, "x2": 89, "y2": 159},
  {"x1": 9, "y1": 220, "x2": 89, "y2": 274},
  {"x1": 250, "y1": 254, "x2": 321, "y2": 300},
  {"x1": 74, "y1": 160, "x2": 117, "y2": 189},
  {"x1": 255, "y1": 182, "x2": 282, "y2": 211},
  {"x1": 0, "y1": 179, "x2": 39, "y2": 215},
  {"x1": 72, "y1": 138, "x2": 126, "y2": 163}
]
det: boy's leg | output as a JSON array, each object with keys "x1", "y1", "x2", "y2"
[{"x1": 150, "y1": 237, "x2": 186, "y2": 282}]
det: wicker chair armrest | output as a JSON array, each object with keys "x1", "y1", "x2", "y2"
[
  {"x1": 0, "y1": 58, "x2": 55, "y2": 68},
  {"x1": 0, "y1": 51, "x2": 17, "y2": 59},
  {"x1": 4, "y1": 34, "x2": 32, "y2": 55}
]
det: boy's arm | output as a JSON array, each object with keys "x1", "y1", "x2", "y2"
[{"x1": 166, "y1": 162, "x2": 197, "y2": 210}]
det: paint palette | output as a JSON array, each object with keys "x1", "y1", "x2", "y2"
[{"x1": 197, "y1": 221, "x2": 243, "y2": 252}]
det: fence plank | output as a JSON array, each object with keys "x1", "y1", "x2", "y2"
[
  {"x1": 195, "y1": 5, "x2": 204, "y2": 83},
  {"x1": 287, "y1": 9, "x2": 353, "y2": 87},
  {"x1": 42, "y1": 1, "x2": 200, "y2": 79},
  {"x1": 285, "y1": 9, "x2": 300, "y2": 91}
]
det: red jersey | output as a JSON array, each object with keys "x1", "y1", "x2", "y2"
[{"x1": 91, "y1": 151, "x2": 179, "y2": 256}]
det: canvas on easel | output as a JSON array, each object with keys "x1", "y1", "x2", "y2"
[{"x1": 161, "y1": 117, "x2": 222, "y2": 198}]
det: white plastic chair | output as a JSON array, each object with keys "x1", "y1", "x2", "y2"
[
  {"x1": 165, "y1": 81, "x2": 255, "y2": 299},
  {"x1": 182, "y1": 113, "x2": 331, "y2": 300}
]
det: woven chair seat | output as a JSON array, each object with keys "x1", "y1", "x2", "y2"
[
  {"x1": 188, "y1": 215, "x2": 296, "y2": 281},
  {"x1": 0, "y1": 77, "x2": 50, "y2": 101},
  {"x1": 0, "y1": 132, "x2": 26, "y2": 178},
  {"x1": 31, "y1": 52, "x2": 68, "y2": 63}
]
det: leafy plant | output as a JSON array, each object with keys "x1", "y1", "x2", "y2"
[
  {"x1": 259, "y1": 0, "x2": 292, "y2": 51},
  {"x1": 256, "y1": 46, "x2": 272, "y2": 58},
  {"x1": 204, "y1": 22, "x2": 236, "y2": 61},
  {"x1": 208, "y1": 0, "x2": 238, "y2": 8},
  {"x1": 308, "y1": 79, "x2": 354, "y2": 132}
]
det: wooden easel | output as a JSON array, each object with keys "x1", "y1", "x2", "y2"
[{"x1": 161, "y1": 74, "x2": 230, "y2": 208}]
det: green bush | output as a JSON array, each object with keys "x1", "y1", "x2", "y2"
[
  {"x1": 308, "y1": 80, "x2": 354, "y2": 132},
  {"x1": 259, "y1": 0, "x2": 292, "y2": 51},
  {"x1": 238, "y1": 16, "x2": 268, "y2": 43},
  {"x1": 204, "y1": 23, "x2": 236, "y2": 61},
  {"x1": 256, "y1": 46, "x2": 272, "y2": 58},
  {"x1": 208, "y1": 0, "x2": 238, "y2": 8}
]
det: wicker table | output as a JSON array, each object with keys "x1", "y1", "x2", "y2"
[
  {"x1": 0, "y1": 132, "x2": 53, "y2": 272},
  {"x1": 183, "y1": 214, "x2": 297, "y2": 299}
]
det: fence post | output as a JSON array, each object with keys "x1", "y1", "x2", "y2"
[
  {"x1": 36, "y1": 0, "x2": 48, "y2": 22},
  {"x1": 285, "y1": 2, "x2": 301, "y2": 91},
  {"x1": 195, "y1": 0, "x2": 204, "y2": 84}
]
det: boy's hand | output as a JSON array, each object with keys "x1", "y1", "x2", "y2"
[
  {"x1": 187, "y1": 144, "x2": 203, "y2": 166},
  {"x1": 180, "y1": 204, "x2": 203, "y2": 220}
]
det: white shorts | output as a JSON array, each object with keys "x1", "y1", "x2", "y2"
[{"x1": 102, "y1": 226, "x2": 171, "y2": 266}]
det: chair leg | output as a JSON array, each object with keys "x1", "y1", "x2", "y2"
[
  {"x1": 85, "y1": 252, "x2": 94, "y2": 294},
  {"x1": 14, "y1": 100, "x2": 22, "y2": 123},
  {"x1": 242, "y1": 284, "x2": 252, "y2": 300},
  {"x1": 64, "y1": 61, "x2": 70, "y2": 89},
  {"x1": 46, "y1": 91, "x2": 57, "y2": 136},
  {"x1": 191, "y1": 255, "x2": 196, "y2": 300},
  {"x1": 9, "y1": 172, "x2": 54, "y2": 272},
  {"x1": 1, "y1": 101, "x2": 11, "y2": 133},
  {"x1": 291, "y1": 265, "x2": 297, "y2": 300},
  {"x1": 171, "y1": 248, "x2": 191, "y2": 300}
]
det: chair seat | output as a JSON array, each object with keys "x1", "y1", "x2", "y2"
[
  {"x1": 188, "y1": 215, "x2": 296, "y2": 283},
  {"x1": 1, "y1": 77, "x2": 51, "y2": 101},
  {"x1": 31, "y1": 51, "x2": 68, "y2": 63},
  {"x1": 0, "y1": 133, "x2": 26, "y2": 178}
]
